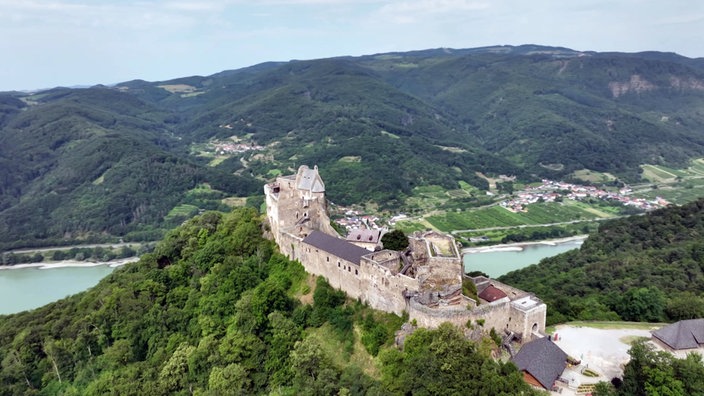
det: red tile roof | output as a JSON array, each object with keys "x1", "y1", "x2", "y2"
[{"x1": 479, "y1": 285, "x2": 508, "y2": 302}]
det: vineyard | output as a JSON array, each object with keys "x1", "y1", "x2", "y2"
[{"x1": 425, "y1": 202, "x2": 601, "y2": 232}]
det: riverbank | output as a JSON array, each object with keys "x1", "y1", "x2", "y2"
[
  {"x1": 0, "y1": 256, "x2": 140, "y2": 270},
  {"x1": 461, "y1": 235, "x2": 588, "y2": 254}
]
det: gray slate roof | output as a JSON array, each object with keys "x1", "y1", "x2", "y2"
[
  {"x1": 297, "y1": 166, "x2": 325, "y2": 193},
  {"x1": 303, "y1": 231, "x2": 369, "y2": 265},
  {"x1": 511, "y1": 337, "x2": 568, "y2": 390},
  {"x1": 346, "y1": 229, "x2": 382, "y2": 244},
  {"x1": 653, "y1": 319, "x2": 704, "y2": 350}
]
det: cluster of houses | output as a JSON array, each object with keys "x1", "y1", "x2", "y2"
[
  {"x1": 500, "y1": 179, "x2": 669, "y2": 212},
  {"x1": 333, "y1": 209, "x2": 384, "y2": 232},
  {"x1": 210, "y1": 139, "x2": 263, "y2": 155}
]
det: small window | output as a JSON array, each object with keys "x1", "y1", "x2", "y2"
[
  {"x1": 355, "y1": 269, "x2": 358, "y2": 275},
  {"x1": 338, "y1": 263, "x2": 340, "y2": 268},
  {"x1": 326, "y1": 256, "x2": 329, "y2": 262},
  {"x1": 348, "y1": 266, "x2": 351, "y2": 272}
]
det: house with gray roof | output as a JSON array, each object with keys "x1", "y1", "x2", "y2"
[
  {"x1": 652, "y1": 319, "x2": 704, "y2": 354},
  {"x1": 346, "y1": 228, "x2": 383, "y2": 251},
  {"x1": 511, "y1": 337, "x2": 568, "y2": 390}
]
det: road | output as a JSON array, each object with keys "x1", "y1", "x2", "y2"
[
  {"x1": 7, "y1": 242, "x2": 155, "y2": 255},
  {"x1": 449, "y1": 217, "x2": 624, "y2": 235}
]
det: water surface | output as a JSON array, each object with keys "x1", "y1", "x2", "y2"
[
  {"x1": 0, "y1": 265, "x2": 115, "y2": 315},
  {"x1": 463, "y1": 239, "x2": 583, "y2": 278}
]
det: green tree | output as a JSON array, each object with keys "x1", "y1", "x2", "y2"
[
  {"x1": 616, "y1": 287, "x2": 665, "y2": 322},
  {"x1": 379, "y1": 323, "x2": 536, "y2": 395},
  {"x1": 381, "y1": 230, "x2": 409, "y2": 251},
  {"x1": 159, "y1": 342, "x2": 195, "y2": 393},
  {"x1": 208, "y1": 364, "x2": 250, "y2": 395},
  {"x1": 290, "y1": 337, "x2": 339, "y2": 395}
]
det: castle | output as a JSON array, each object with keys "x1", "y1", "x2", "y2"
[{"x1": 265, "y1": 165, "x2": 546, "y2": 341}]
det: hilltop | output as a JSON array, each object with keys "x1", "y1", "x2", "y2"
[{"x1": 0, "y1": 208, "x2": 535, "y2": 395}]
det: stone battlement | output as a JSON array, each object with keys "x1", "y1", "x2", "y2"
[{"x1": 264, "y1": 166, "x2": 546, "y2": 339}]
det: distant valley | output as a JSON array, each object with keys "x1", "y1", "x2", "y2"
[{"x1": 2, "y1": 44, "x2": 704, "y2": 250}]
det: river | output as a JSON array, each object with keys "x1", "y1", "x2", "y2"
[
  {"x1": 0, "y1": 259, "x2": 136, "y2": 315},
  {"x1": 463, "y1": 237, "x2": 585, "y2": 278},
  {"x1": 0, "y1": 240, "x2": 578, "y2": 315}
]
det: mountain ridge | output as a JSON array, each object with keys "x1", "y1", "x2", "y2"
[{"x1": 3, "y1": 45, "x2": 704, "y2": 249}]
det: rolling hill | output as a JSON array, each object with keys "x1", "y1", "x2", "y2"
[
  {"x1": 2, "y1": 45, "x2": 704, "y2": 249},
  {"x1": 0, "y1": 87, "x2": 260, "y2": 250}
]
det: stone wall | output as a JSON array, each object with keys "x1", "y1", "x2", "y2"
[
  {"x1": 408, "y1": 297, "x2": 474, "y2": 328},
  {"x1": 264, "y1": 166, "x2": 547, "y2": 339},
  {"x1": 360, "y1": 253, "x2": 419, "y2": 315}
]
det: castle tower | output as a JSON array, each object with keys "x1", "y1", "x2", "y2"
[{"x1": 264, "y1": 165, "x2": 336, "y2": 245}]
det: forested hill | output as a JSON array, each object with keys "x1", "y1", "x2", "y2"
[
  {"x1": 0, "y1": 87, "x2": 261, "y2": 251},
  {"x1": 120, "y1": 44, "x2": 704, "y2": 184},
  {"x1": 499, "y1": 198, "x2": 704, "y2": 325},
  {"x1": 3, "y1": 45, "x2": 704, "y2": 249},
  {"x1": 0, "y1": 208, "x2": 535, "y2": 395}
]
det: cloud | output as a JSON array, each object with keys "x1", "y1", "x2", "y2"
[
  {"x1": 0, "y1": 0, "x2": 220, "y2": 29},
  {"x1": 372, "y1": 0, "x2": 490, "y2": 25},
  {"x1": 656, "y1": 13, "x2": 704, "y2": 26},
  {"x1": 381, "y1": 0, "x2": 490, "y2": 13}
]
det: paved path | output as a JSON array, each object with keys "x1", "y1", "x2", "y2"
[{"x1": 552, "y1": 324, "x2": 657, "y2": 379}]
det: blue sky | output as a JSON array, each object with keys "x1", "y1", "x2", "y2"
[{"x1": 2, "y1": 0, "x2": 703, "y2": 91}]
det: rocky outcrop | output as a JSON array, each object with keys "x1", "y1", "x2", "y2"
[{"x1": 608, "y1": 74, "x2": 656, "y2": 97}]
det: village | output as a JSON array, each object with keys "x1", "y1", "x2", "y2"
[
  {"x1": 500, "y1": 179, "x2": 670, "y2": 212},
  {"x1": 210, "y1": 139, "x2": 264, "y2": 155},
  {"x1": 329, "y1": 179, "x2": 671, "y2": 237}
]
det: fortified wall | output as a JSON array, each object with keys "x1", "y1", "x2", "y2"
[{"x1": 264, "y1": 165, "x2": 546, "y2": 340}]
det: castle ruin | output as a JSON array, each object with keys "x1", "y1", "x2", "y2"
[{"x1": 265, "y1": 165, "x2": 546, "y2": 341}]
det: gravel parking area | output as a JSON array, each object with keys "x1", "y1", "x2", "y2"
[{"x1": 551, "y1": 324, "x2": 656, "y2": 379}]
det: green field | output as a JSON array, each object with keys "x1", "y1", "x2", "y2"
[
  {"x1": 688, "y1": 159, "x2": 704, "y2": 175},
  {"x1": 394, "y1": 220, "x2": 429, "y2": 233},
  {"x1": 631, "y1": 158, "x2": 704, "y2": 204},
  {"x1": 641, "y1": 164, "x2": 680, "y2": 182},
  {"x1": 164, "y1": 204, "x2": 199, "y2": 222},
  {"x1": 571, "y1": 169, "x2": 616, "y2": 183},
  {"x1": 426, "y1": 201, "x2": 600, "y2": 232},
  {"x1": 404, "y1": 185, "x2": 453, "y2": 212},
  {"x1": 456, "y1": 221, "x2": 598, "y2": 245},
  {"x1": 634, "y1": 181, "x2": 704, "y2": 204},
  {"x1": 395, "y1": 158, "x2": 704, "y2": 236}
]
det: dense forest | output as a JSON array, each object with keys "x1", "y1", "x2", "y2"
[
  {"x1": 3, "y1": 45, "x2": 704, "y2": 249},
  {"x1": 0, "y1": 208, "x2": 535, "y2": 395},
  {"x1": 0, "y1": 87, "x2": 261, "y2": 250},
  {"x1": 500, "y1": 198, "x2": 704, "y2": 324}
]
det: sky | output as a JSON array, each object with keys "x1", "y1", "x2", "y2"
[{"x1": 1, "y1": 0, "x2": 703, "y2": 91}]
